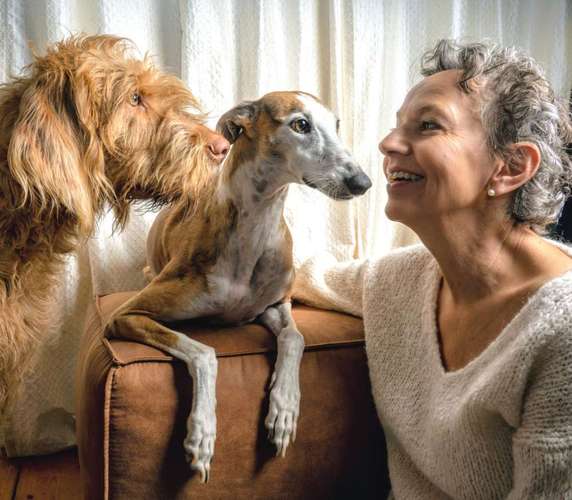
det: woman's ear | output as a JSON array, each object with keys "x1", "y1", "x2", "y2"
[{"x1": 488, "y1": 142, "x2": 541, "y2": 196}]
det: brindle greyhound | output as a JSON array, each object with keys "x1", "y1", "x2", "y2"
[{"x1": 106, "y1": 91, "x2": 371, "y2": 482}]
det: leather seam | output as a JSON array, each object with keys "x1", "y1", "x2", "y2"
[{"x1": 103, "y1": 366, "x2": 117, "y2": 500}]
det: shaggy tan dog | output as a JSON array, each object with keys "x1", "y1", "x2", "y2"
[{"x1": 0, "y1": 35, "x2": 229, "y2": 416}]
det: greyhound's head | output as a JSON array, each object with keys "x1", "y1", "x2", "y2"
[{"x1": 216, "y1": 91, "x2": 371, "y2": 200}]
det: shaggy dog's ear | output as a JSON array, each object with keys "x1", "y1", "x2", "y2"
[
  {"x1": 7, "y1": 72, "x2": 105, "y2": 234},
  {"x1": 216, "y1": 101, "x2": 257, "y2": 143}
]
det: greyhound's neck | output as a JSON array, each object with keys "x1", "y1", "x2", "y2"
[
  {"x1": 218, "y1": 153, "x2": 289, "y2": 216},
  {"x1": 203, "y1": 154, "x2": 288, "y2": 259}
]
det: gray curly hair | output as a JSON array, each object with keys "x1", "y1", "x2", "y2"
[{"x1": 420, "y1": 39, "x2": 572, "y2": 234}]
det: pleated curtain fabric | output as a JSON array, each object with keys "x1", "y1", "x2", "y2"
[{"x1": 0, "y1": 0, "x2": 570, "y2": 455}]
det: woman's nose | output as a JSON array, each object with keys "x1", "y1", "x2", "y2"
[{"x1": 378, "y1": 128, "x2": 408, "y2": 156}]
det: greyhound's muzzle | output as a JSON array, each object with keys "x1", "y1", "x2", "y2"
[{"x1": 344, "y1": 171, "x2": 372, "y2": 196}]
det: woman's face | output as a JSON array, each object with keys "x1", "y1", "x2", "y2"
[{"x1": 379, "y1": 69, "x2": 497, "y2": 227}]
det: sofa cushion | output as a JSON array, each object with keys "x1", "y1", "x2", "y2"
[{"x1": 76, "y1": 292, "x2": 389, "y2": 499}]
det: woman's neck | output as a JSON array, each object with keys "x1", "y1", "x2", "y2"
[{"x1": 412, "y1": 212, "x2": 570, "y2": 305}]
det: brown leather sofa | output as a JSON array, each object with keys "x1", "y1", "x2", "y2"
[{"x1": 76, "y1": 292, "x2": 390, "y2": 499}]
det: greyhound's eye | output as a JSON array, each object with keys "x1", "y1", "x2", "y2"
[
  {"x1": 129, "y1": 92, "x2": 141, "y2": 106},
  {"x1": 291, "y1": 118, "x2": 311, "y2": 134}
]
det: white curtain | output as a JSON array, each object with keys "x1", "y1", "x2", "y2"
[{"x1": 1, "y1": 0, "x2": 571, "y2": 455}]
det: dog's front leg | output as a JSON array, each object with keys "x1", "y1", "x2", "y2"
[
  {"x1": 258, "y1": 301, "x2": 305, "y2": 457},
  {"x1": 105, "y1": 280, "x2": 217, "y2": 482}
]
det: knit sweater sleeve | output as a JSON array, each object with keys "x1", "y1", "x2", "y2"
[
  {"x1": 508, "y1": 324, "x2": 572, "y2": 498},
  {"x1": 292, "y1": 252, "x2": 368, "y2": 317}
]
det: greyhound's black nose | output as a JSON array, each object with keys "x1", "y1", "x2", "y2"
[{"x1": 345, "y1": 172, "x2": 372, "y2": 195}]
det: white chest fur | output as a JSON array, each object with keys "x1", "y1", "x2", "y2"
[
  {"x1": 167, "y1": 201, "x2": 292, "y2": 325},
  {"x1": 204, "y1": 212, "x2": 293, "y2": 324}
]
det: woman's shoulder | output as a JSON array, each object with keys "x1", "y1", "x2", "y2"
[
  {"x1": 522, "y1": 268, "x2": 572, "y2": 355},
  {"x1": 536, "y1": 269, "x2": 572, "y2": 322},
  {"x1": 532, "y1": 238, "x2": 572, "y2": 325}
]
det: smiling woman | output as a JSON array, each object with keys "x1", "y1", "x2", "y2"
[
  {"x1": 294, "y1": 39, "x2": 572, "y2": 499},
  {"x1": 381, "y1": 69, "x2": 496, "y2": 226}
]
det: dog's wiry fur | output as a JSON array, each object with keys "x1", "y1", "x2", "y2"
[
  {"x1": 106, "y1": 91, "x2": 372, "y2": 481},
  {"x1": 0, "y1": 35, "x2": 227, "y2": 417}
]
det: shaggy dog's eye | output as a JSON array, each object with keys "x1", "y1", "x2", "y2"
[
  {"x1": 291, "y1": 118, "x2": 311, "y2": 134},
  {"x1": 130, "y1": 93, "x2": 141, "y2": 106}
]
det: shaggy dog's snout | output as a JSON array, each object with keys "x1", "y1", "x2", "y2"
[{"x1": 207, "y1": 134, "x2": 230, "y2": 163}]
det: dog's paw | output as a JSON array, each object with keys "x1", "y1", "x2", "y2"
[
  {"x1": 265, "y1": 378, "x2": 300, "y2": 458},
  {"x1": 184, "y1": 411, "x2": 217, "y2": 483}
]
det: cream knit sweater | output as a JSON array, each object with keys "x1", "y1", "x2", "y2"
[{"x1": 294, "y1": 243, "x2": 572, "y2": 499}]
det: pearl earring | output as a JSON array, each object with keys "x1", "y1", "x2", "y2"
[{"x1": 487, "y1": 187, "x2": 496, "y2": 197}]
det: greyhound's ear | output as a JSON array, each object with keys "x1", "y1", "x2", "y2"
[{"x1": 216, "y1": 101, "x2": 257, "y2": 143}]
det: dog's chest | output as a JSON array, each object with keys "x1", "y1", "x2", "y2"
[{"x1": 204, "y1": 231, "x2": 292, "y2": 324}]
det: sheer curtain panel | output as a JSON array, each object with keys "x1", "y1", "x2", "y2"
[{"x1": 0, "y1": 0, "x2": 570, "y2": 456}]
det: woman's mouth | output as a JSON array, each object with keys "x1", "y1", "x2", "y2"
[{"x1": 387, "y1": 171, "x2": 424, "y2": 183}]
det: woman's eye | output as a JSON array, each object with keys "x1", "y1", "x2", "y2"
[
  {"x1": 291, "y1": 118, "x2": 311, "y2": 134},
  {"x1": 130, "y1": 92, "x2": 141, "y2": 106},
  {"x1": 420, "y1": 120, "x2": 439, "y2": 131}
]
